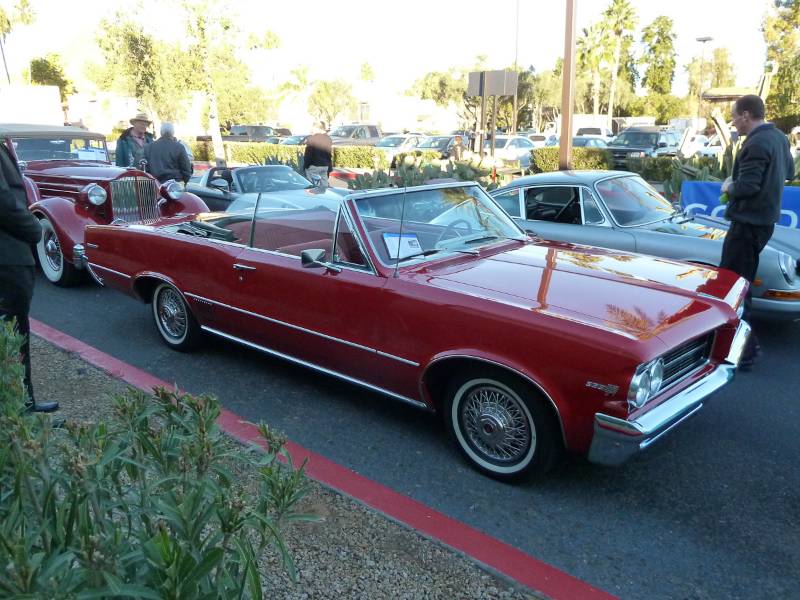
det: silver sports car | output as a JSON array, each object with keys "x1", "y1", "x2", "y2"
[{"x1": 491, "y1": 171, "x2": 800, "y2": 318}]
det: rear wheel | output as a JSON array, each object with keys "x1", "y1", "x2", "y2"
[
  {"x1": 444, "y1": 371, "x2": 560, "y2": 481},
  {"x1": 152, "y1": 282, "x2": 202, "y2": 351},
  {"x1": 36, "y1": 217, "x2": 82, "y2": 286}
]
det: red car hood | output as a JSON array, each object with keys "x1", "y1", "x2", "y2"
[
  {"x1": 24, "y1": 160, "x2": 134, "y2": 180},
  {"x1": 414, "y1": 240, "x2": 744, "y2": 341}
]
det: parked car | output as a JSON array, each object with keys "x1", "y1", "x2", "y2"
[
  {"x1": 606, "y1": 126, "x2": 680, "y2": 168},
  {"x1": 186, "y1": 165, "x2": 343, "y2": 212},
  {"x1": 525, "y1": 133, "x2": 549, "y2": 148},
  {"x1": 695, "y1": 131, "x2": 739, "y2": 158},
  {"x1": 2, "y1": 122, "x2": 207, "y2": 286},
  {"x1": 571, "y1": 136, "x2": 608, "y2": 148},
  {"x1": 82, "y1": 181, "x2": 749, "y2": 480},
  {"x1": 483, "y1": 135, "x2": 536, "y2": 167},
  {"x1": 576, "y1": 126, "x2": 614, "y2": 140},
  {"x1": 680, "y1": 133, "x2": 710, "y2": 158},
  {"x1": 279, "y1": 135, "x2": 310, "y2": 145},
  {"x1": 329, "y1": 124, "x2": 383, "y2": 146},
  {"x1": 490, "y1": 170, "x2": 800, "y2": 318},
  {"x1": 374, "y1": 134, "x2": 426, "y2": 166},
  {"x1": 415, "y1": 135, "x2": 462, "y2": 159}
]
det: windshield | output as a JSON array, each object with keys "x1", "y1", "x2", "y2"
[
  {"x1": 418, "y1": 136, "x2": 450, "y2": 149},
  {"x1": 376, "y1": 136, "x2": 405, "y2": 147},
  {"x1": 484, "y1": 139, "x2": 509, "y2": 149},
  {"x1": 234, "y1": 166, "x2": 312, "y2": 194},
  {"x1": 352, "y1": 185, "x2": 524, "y2": 266},
  {"x1": 595, "y1": 176, "x2": 675, "y2": 226},
  {"x1": 13, "y1": 136, "x2": 109, "y2": 162},
  {"x1": 331, "y1": 126, "x2": 356, "y2": 137},
  {"x1": 612, "y1": 132, "x2": 658, "y2": 148}
]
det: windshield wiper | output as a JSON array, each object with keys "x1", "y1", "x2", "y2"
[
  {"x1": 397, "y1": 248, "x2": 442, "y2": 262},
  {"x1": 461, "y1": 234, "x2": 501, "y2": 245}
]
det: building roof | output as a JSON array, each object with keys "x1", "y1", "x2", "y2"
[{"x1": 0, "y1": 123, "x2": 105, "y2": 140}]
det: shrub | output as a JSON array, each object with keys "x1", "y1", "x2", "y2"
[
  {"x1": 530, "y1": 147, "x2": 613, "y2": 173},
  {"x1": 347, "y1": 154, "x2": 502, "y2": 191},
  {"x1": 625, "y1": 157, "x2": 675, "y2": 181},
  {"x1": 332, "y1": 145, "x2": 389, "y2": 170},
  {"x1": 225, "y1": 142, "x2": 304, "y2": 170},
  {"x1": 0, "y1": 322, "x2": 309, "y2": 599},
  {"x1": 394, "y1": 150, "x2": 442, "y2": 166},
  {"x1": 185, "y1": 140, "x2": 211, "y2": 162}
]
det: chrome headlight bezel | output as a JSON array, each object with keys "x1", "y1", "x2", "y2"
[
  {"x1": 84, "y1": 183, "x2": 107, "y2": 206},
  {"x1": 628, "y1": 357, "x2": 665, "y2": 411},
  {"x1": 160, "y1": 180, "x2": 184, "y2": 201},
  {"x1": 778, "y1": 252, "x2": 797, "y2": 285}
]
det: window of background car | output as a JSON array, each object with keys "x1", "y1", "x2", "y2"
[
  {"x1": 484, "y1": 139, "x2": 509, "y2": 149},
  {"x1": 331, "y1": 126, "x2": 356, "y2": 138},
  {"x1": 236, "y1": 166, "x2": 311, "y2": 194},
  {"x1": 492, "y1": 188, "x2": 522, "y2": 217},
  {"x1": 595, "y1": 176, "x2": 675, "y2": 227},
  {"x1": 333, "y1": 213, "x2": 369, "y2": 269},
  {"x1": 377, "y1": 137, "x2": 404, "y2": 147},
  {"x1": 580, "y1": 188, "x2": 605, "y2": 225},
  {"x1": 524, "y1": 186, "x2": 580, "y2": 223},
  {"x1": 614, "y1": 132, "x2": 658, "y2": 147}
]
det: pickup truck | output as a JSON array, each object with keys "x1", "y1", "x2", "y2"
[{"x1": 329, "y1": 123, "x2": 383, "y2": 146}]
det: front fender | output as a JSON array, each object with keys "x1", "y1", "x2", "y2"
[
  {"x1": 159, "y1": 191, "x2": 209, "y2": 218},
  {"x1": 29, "y1": 197, "x2": 92, "y2": 264}
]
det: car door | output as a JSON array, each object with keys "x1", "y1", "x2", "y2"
[{"x1": 225, "y1": 204, "x2": 386, "y2": 383}]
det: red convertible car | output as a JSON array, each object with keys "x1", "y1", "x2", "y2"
[
  {"x1": 82, "y1": 182, "x2": 750, "y2": 480},
  {"x1": 2, "y1": 123, "x2": 208, "y2": 286}
]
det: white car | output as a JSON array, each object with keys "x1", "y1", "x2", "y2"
[
  {"x1": 374, "y1": 134, "x2": 426, "y2": 166},
  {"x1": 483, "y1": 135, "x2": 536, "y2": 167}
]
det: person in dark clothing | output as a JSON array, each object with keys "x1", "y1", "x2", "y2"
[
  {"x1": 304, "y1": 121, "x2": 333, "y2": 190},
  {"x1": 143, "y1": 122, "x2": 193, "y2": 184},
  {"x1": 720, "y1": 94, "x2": 795, "y2": 370},
  {"x1": 115, "y1": 111, "x2": 155, "y2": 168},
  {"x1": 0, "y1": 143, "x2": 59, "y2": 412}
]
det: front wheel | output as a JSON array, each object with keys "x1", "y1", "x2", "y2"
[
  {"x1": 152, "y1": 282, "x2": 202, "y2": 351},
  {"x1": 36, "y1": 217, "x2": 82, "y2": 286},
  {"x1": 444, "y1": 371, "x2": 560, "y2": 481}
]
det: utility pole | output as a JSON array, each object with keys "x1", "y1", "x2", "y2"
[
  {"x1": 511, "y1": 0, "x2": 520, "y2": 134},
  {"x1": 559, "y1": 0, "x2": 577, "y2": 170},
  {"x1": 696, "y1": 36, "x2": 713, "y2": 121}
]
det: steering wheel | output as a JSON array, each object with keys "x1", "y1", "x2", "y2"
[
  {"x1": 436, "y1": 219, "x2": 474, "y2": 245},
  {"x1": 554, "y1": 197, "x2": 577, "y2": 222}
]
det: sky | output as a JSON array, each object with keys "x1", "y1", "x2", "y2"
[{"x1": 5, "y1": 0, "x2": 773, "y2": 98}]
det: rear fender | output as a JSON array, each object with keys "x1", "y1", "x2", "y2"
[{"x1": 29, "y1": 197, "x2": 92, "y2": 264}]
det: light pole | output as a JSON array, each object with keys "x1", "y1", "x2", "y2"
[
  {"x1": 696, "y1": 36, "x2": 713, "y2": 120},
  {"x1": 512, "y1": 0, "x2": 520, "y2": 133}
]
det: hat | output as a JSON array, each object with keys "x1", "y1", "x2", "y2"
[{"x1": 130, "y1": 111, "x2": 152, "y2": 125}]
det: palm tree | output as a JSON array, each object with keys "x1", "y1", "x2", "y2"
[
  {"x1": 602, "y1": 0, "x2": 637, "y2": 124},
  {"x1": 577, "y1": 23, "x2": 611, "y2": 115}
]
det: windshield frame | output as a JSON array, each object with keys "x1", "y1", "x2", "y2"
[{"x1": 592, "y1": 173, "x2": 676, "y2": 228}]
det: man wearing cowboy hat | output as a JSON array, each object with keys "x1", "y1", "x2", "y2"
[{"x1": 115, "y1": 111, "x2": 155, "y2": 168}]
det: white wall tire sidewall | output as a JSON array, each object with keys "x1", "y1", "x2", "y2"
[
  {"x1": 36, "y1": 218, "x2": 64, "y2": 283},
  {"x1": 450, "y1": 378, "x2": 537, "y2": 476},
  {"x1": 153, "y1": 283, "x2": 189, "y2": 346}
]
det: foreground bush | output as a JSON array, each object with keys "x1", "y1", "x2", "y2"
[{"x1": 0, "y1": 321, "x2": 309, "y2": 599}]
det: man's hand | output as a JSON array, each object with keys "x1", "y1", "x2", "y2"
[{"x1": 721, "y1": 176, "x2": 733, "y2": 193}]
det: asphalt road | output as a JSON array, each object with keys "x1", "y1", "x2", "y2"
[{"x1": 31, "y1": 274, "x2": 800, "y2": 600}]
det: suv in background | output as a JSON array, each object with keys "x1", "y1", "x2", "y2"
[
  {"x1": 329, "y1": 123, "x2": 383, "y2": 146},
  {"x1": 606, "y1": 126, "x2": 680, "y2": 168}
]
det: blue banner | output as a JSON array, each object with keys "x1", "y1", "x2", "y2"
[{"x1": 680, "y1": 181, "x2": 800, "y2": 229}]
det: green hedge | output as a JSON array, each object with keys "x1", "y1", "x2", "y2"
[
  {"x1": 530, "y1": 147, "x2": 613, "y2": 173},
  {"x1": 394, "y1": 150, "x2": 444, "y2": 166},
  {"x1": 625, "y1": 157, "x2": 675, "y2": 181},
  {"x1": 188, "y1": 141, "x2": 388, "y2": 170},
  {"x1": 333, "y1": 145, "x2": 389, "y2": 169}
]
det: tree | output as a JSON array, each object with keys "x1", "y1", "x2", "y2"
[
  {"x1": 360, "y1": 62, "x2": 375, "y2": 83},
  {"x1": 709, "y1": 47, "x2": 735, "y2": 87},
  {"x1": 308, "y1": 80, "x2": 356, "y2": 126},
  {"x1": 601, "y1": 0, "x2": 637, "y2": 121},
  {"x1": 0, "y1": 0, "x2": 34, "y2": 83},
  {"x1": 577, "y1": 23, "x2": 611, "y2": 115},
  {"x1": 640, "y1": 16, "x2": 676, "y2": 95},
  {"x1": 30, "y1": 53, "x2": 74, "y2": 102},
  {"x1": 763, "y1": 0, "x2": 799, "y2": 124}
]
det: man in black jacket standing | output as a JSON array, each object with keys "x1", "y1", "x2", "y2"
[
  {"x1": 0, "y1": 144, "x2": 59, "y2": 412},
  {"x1": 144, "y1": 122, "x2": 193, "y2": 184},
  {"x1": 720, "y1": 94, "x2": 795, "y2": 369},
  {"x1": 304, "y1": 121, "x2": 333, "y2": 190}
]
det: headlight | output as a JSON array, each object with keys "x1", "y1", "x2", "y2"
[
  {"x1": 628, "y1": 358, "x2": 664, "y2": 410},
  {"x1": 85, "y1": 184, "x2": 107, "y2": 206},
  {"x1": 163, "y1": 180, "x2": 184, "y2": 201},
  {"x1": 778, "y1": 252, "x2": 797, "y2": 285}
]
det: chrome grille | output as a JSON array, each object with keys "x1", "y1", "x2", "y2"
[
  {"x1": 110, "y1": 177, "x2": 159, "y2": 223},
  {"x1": 661, "y1": 333, "x2": 713, "y2": 388}
]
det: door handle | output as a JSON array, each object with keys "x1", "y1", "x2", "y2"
[{"x1": 233, "y1": 263, "x2": 256, "y2": 271}]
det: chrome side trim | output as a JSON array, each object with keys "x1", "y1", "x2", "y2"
[
  {"x1": 201, "y1": 326, "x2": 429, "y2": 411},
  {"x1": 89, "y1": 263, "x2": 131, "y2": 280},
  {"x1": 184, "y1": 292, "x2": 420, "y2": 367},
  {"x1": 422, "y1": 354, "x2": 567, "y2": 446}
]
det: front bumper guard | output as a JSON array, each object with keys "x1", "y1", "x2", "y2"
[
  {"x1": 588, "y1": 321, "x2": 750, "y2": 466},
  {"x1": 72, "y1": 244, "x2": 105, "y2": 286}
]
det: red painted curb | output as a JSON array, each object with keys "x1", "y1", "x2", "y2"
[{"x1": 31, "y1": 318, "x2": 616, "y2": 600}]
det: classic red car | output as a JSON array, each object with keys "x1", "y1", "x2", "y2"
[
  {"x1": 2, "y1": 123, "x2": 208, "y2": 286},
  {"x1": 82, "y1": 182, "x2": 750, "y2": 480}
]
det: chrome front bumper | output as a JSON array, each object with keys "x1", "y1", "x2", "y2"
[{"x1": 588, "y1": 321, "x2": 750, "y2": 466}]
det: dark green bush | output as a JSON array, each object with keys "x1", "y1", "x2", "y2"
[
  {"x1": 0, "y1": 321, "x2": 309, "y2": 599},
  {"x1": 332, "y1": 145, "x2": 389, "y2": 170},
  {"x1": 225, "y1": 142, "x2": 304, "y2": 170},
  {"x1": 530, "y1": 147, "x2": 613, "y2": 173},
  {"x1": 625, "y1": 157, "x2": 676, "y2": 181},
  {"x1": 185, "y1": 140, "x2": 211, "y2": 162}
]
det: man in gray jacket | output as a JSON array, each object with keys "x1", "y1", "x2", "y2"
[
  {"x1": 0, "y1": 143, "x2": 59, "y2": 412},
  {"x1": 143, "y1": 122, "x2": 193, "y2": 184},
  {"x1": 720, "y1": 94, "x2": 795, "y2": 369}
]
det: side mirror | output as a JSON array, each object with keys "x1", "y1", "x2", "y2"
[
  {"x1": 209, "y1": 178, "x2": 229, "y2": 191},
  {"x1": 301, "y1": 249, "x2": 342, "y2": 272}
]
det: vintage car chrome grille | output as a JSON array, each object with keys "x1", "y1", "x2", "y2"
[
  {"x1": 110, "y1": 176, "x2": 159, "y2": 223},
  {"x1": 661, "y1": 332, "x2": 713, "y2": 388}
]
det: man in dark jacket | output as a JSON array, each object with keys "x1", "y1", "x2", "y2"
[
  {"x1": 0, "y1": 144, "x2": 59, "y2": 412},
  {"x1": 720, "y1": 94, "x2": 795, "y2": 369},
  {"x1": 144, "y1": 122, "x2": 192, "y2": 184},
  {"x1": 115, "y1": 111, "x2": 155, "y2": 168},
  {"x1": 304, "y1": 121, "x2": 333, "y2": 189}
]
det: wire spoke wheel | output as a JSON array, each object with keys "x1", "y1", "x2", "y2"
[
  {"x1": 461, "y1": 384, "x2": 534, "y2": 464},
  {"x1": 156, "y1": 287, "x2": 188, "y2": 341}
]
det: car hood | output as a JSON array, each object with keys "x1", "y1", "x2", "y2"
[
  {"x1": 415, "y1": 241, "x2": 742, "y2": 343},
  {"x1": 23, "y1": 161, "x2": 135, "y2": 180}
]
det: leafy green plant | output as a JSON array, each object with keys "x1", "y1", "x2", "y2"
[
  {"x1": 529, "y1": 147, "x2": 614, "y2": 173},
  {"x1": 0, "y1": 322, "x2": 310, "y2": 599},
  {"x1": 332, "y1": 146, "x2": 389, "y2": 170},
  {"x1": 625, "y1": 157, "x2": 675, "y2": 181}
]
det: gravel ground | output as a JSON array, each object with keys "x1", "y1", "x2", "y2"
[{"x1": 30, "y1": 335, "x2": 543, "y2": 600}]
